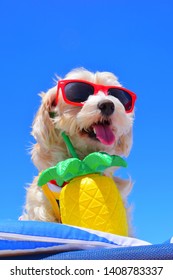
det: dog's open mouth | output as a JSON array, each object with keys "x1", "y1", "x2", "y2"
[{"x1": 81, "y1": 120, "x2": 115, "y2": 146}]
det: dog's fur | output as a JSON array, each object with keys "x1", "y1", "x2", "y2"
[{"x1": 22, "y1": 68, "x2": 135, "y2": 235}]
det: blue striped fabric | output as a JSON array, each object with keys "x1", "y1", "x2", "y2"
[{"x1": 0, "y1": 220, "x2": 172, "y2": 259}]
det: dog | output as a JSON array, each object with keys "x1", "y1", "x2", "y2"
[{"x1": 22, "y1": 68, "x2": 136, "y2": 236}]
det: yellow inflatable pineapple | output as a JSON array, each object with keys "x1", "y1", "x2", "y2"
[{"x1": 38, "y1": 132, "x2": 128, "y2": 236}]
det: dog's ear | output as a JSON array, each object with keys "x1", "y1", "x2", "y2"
[
  {"x1": 115, "y1": 129, "x2": 133, "y2": 157},
  {"x1": 31, "y1": 86, "x2": 58, "y2": 149}
]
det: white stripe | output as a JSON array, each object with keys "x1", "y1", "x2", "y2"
[
  {"x1": 69, "y1": 225, "x2": 152, "y2": 246},
  {"x1": 0, "y1": 232, "x2": 118, "y2": 248},
  {"x1": 0, "y1": 228, "x2": 151, "y2": 249}
]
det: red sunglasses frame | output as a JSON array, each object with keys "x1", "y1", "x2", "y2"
[{"x1": 56, "y1": 79, "x2": 137, "y2": 113}]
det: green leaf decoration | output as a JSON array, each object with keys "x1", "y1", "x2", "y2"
[
  {"x1": 55, "y1": 158, "x2": 81, "y2": 185},
  {"x1": 38, "y1": 152, "x2": 127, "y2": 187},
  {"x1": 83, "y1": 152, "x2": 127, "y2": 172},
  {"x1": 38, "y1": 166, "x2": 57, "y2": 186}
]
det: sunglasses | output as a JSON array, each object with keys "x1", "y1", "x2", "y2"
[{"x1": 56, "y1": 79, "x2": 137, "y2": 113}]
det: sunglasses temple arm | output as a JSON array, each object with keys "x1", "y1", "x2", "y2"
[{"x1": 61, "y1": 131, "x2": 79, "y2": 159}]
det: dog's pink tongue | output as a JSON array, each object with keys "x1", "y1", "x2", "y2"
[{"x1": 93, "y1": 124, "x2": 115, "y2": 145}]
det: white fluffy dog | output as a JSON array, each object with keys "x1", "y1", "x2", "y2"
[{"x1": 22, "y1": 68, "x2": 136, "y2": 235}]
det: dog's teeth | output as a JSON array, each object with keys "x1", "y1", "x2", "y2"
[{"x1": 93, "y1": 128, "x2": 96, "y2": 134}]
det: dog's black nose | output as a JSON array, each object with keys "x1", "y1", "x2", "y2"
[{"x1": 98, "y1": 100, "x2": 115, "y2": 116}]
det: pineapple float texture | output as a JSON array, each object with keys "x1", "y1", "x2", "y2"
[
  {"x1": 60, "y1": 174, "x2": 128, "y2": 236},
  {"x1": 38, "y1": 133, "x2": 129, "y2": 236}
]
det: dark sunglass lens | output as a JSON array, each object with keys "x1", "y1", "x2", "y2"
[
  {"x1": 108, "y1": 88, "x2": 132, "y2": 111},
  {"x1": 64, "y1": 82, "x2": 94, "y2": 103}
]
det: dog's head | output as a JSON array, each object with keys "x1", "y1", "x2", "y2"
[{"x1": 31, "y1": 68, "x2": 136, "y2": 171}]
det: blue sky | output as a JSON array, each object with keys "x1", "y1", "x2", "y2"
[{"x1": 0, "y1": 0, "x2": 173, "y2": 244}]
